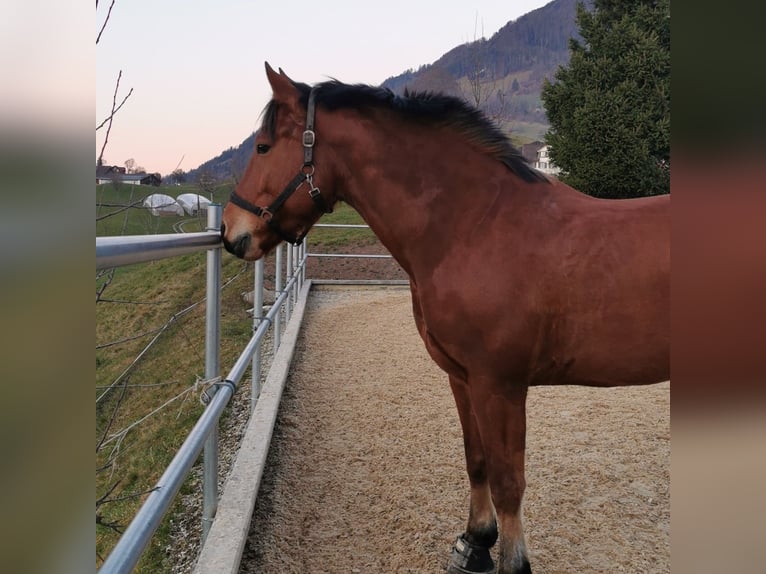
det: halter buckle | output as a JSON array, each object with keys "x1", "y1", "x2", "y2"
[{"x1": 302, "y1": 129, "x2": 316, "y2": 147}]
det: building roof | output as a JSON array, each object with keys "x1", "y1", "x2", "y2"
[
  {"x1": 96, "y1": 165, "x2": 126, "y2": 177},
  {"x1": 521, "y1": 141, "x2": 545, "y2": 164}
]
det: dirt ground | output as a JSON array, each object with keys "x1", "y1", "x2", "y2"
[{"x1": 238, "y1": 287, "x2": 669, "y2": 574}]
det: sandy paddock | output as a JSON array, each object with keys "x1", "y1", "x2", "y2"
[{"x1": 238, "y1": 287, "x2": 669, "y2": 574}]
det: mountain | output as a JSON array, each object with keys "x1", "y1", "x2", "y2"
[
  {"x1": 383, "y1": 0, "x2": 583, "y2": 93},
  {"x1": 186, "y1": 132, "x2": 254, "y2": 187},
  {"x1": 187, "y1": 0, "x2": 588, "y2": 184}
]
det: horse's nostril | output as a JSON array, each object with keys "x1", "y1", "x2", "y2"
[
  {"x1": 223, "y1": 232, "x2": 250, "y2": 258},
  {"x1": 220, "y1": 222, "x2": 226, "y2": 236},
  {"x1": 234, "y1": 234, "x2": 250, "y2": 258}
]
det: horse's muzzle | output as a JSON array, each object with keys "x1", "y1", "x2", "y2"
[{"x1": 221, "y1": 227, "x2": 250, "y2": 259}]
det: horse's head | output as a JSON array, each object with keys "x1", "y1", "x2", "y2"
[{"x1": 221, "y1": 63, "x2": 336, "y2": 260}]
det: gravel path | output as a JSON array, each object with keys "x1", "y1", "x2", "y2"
[{"x1": 238, "y1": 287, "x2": 669, "y2": 574}]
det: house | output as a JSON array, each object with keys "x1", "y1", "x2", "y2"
[
  {"x1": 518, "y1": 142, "x2": 562, "y2": 176},
  {"x1": 534, "y1": 145, "x2": 561, "y2": 176},
  {"x1": 521, "y1": 141, "x2": 545, "y2": 165},
  {"x1": 140, "y1": 173, "x2": 162, "y2": 186},
  {"x1": 96, "y1": 164, "x2": 126, "y2": 184},
  {"x1": 96, "y1": 165, "x2": 162, "y2": 186}
]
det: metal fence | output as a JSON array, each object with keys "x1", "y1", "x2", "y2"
[
  {"x1": 96, "y1": 218, "x2": 401, "y2": 573},
  {"x1": 96, "y1": 205, "x2": 307, "y2": 574}
]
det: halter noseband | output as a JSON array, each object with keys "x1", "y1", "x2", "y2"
[{"x1": 228, "y1": 88, "x2": 332, "y2": 245}]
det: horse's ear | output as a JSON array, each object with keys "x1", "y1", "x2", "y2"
[{"x1": 265, "y1": 62, "x2": 301, "y2": 112}]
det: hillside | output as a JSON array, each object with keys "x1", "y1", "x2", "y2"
[
  {"x1": 383, "y1": 0, "x2": 584, "y2": 96},
  {"x1": 186, "y1": 132, "x2": 254, "y2": 187},
  {"x1": 187, "y1": 0, "x2": 589, "y2": 183}
]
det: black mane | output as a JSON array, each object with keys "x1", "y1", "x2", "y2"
[{"x1": 261, "y1": 79, "x2": 548, "y2": 184}]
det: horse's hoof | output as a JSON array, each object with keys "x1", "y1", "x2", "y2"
[{"x1": 446, "y1": 534, "x2": 494, "y2": 574}]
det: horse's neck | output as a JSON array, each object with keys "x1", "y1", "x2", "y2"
[{"x1": 329, "y1": 118, "x2": 520, "y2": 275}]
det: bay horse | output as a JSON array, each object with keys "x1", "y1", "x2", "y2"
[{"x1": 221, "y1": 63, "x2": 669, "y2": 574}]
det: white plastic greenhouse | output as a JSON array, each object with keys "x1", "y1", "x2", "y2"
[
  {"x1": 143, "y1": 194, "x2": 184, "y2": 217},
  {"x1": 176, "y1": 193, "x2": 212, "y2": 216}
]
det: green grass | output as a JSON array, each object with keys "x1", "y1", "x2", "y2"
[
  {"x1": 96, "y1": 181, "x2": 373, "y2": 571},
  {"x1": 96, "y1": 250, "x2": 253, "y2": 572},
  {"x1": 307, "y1": 201, "x2": 375, "y2": 248},
  {"x1": 96, "y1": 183, "x2": 371, "y2": 244},
  {"x1": 96, "y1": 182, "x2": 234, "y2": 236},
  {"x1": 503, "y1": 120, "x2": 550, "y2": 144}
]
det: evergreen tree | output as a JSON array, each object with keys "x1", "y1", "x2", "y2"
[{"x1": 541, "y1": 0, "x2": 670, "y2": 198}]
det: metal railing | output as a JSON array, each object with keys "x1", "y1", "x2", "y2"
[
  {"x1": 96, "y1": 218, "x2": 403, "y2": 573},
  {"x1": 96, "y1": 205, "x2": 307, "y2": 574},
  {"x1": 306, "y1": 223, "x2": 394, "y2": 262}
]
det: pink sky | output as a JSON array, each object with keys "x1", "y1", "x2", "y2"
[{"x1": 97, "y1": 0, "x2": 550, "y2": 175}]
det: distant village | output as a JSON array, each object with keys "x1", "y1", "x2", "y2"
[
  {"x1": 96, "y1": 163, "x2": 163, "y2": 186},
  {"x1": 97, "y1": 160, "x2": 213, "y2": 217}
]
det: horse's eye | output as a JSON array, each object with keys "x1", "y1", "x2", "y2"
[{"x1": 256, "y1": 143, "x2": 271, "y2": 155}]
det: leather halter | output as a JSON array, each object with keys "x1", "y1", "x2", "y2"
[{"x1": 227, "y1": 88, "x2": 332, "y2": 245}]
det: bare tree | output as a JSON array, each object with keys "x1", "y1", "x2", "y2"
[
  {"x1": 198, "y1": 171, "x2": 217, "y2": 200},
  {"x1": 109, "y1": 171, "x2": 122, "y2": 192},
  {"x1": 97, "y1": 69, "x2": 133, "y2": 167},
  {"x1": 96, "y1": 0, "x2": 118, "y2": 45},
  {"x1": 462, "y1": 14, "x2": 508, "y2": 122},
  {"x1": 97, "y1": 1, "x2": 134, "y2": 166},
  {"x1": 171, "y1": 168, "x2": 187, "y2": 184}
]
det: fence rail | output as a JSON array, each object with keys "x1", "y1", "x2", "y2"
[{"x1": 96, "y1": 232, "x2": 221, "y2": 270}]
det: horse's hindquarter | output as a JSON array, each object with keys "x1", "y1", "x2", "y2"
[{"x1": 415, "y1": 187, "x2": 670, "y2": 388}]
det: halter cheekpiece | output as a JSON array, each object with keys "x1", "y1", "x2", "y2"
[{"x1": 228, "y1": 88, "x2": 332, "y2": 245}]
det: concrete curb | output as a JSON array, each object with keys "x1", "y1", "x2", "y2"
[{"x1": 193, "y1": 279, "x2": 313, "y2": 574}]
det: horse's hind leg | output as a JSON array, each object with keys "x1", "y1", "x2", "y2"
[
  {"x1": 470, "y1": 381, "x2": 531, "y2": 574},
  {"x1": 447, "y1": 375, "x2": 498, "y2": 574}
]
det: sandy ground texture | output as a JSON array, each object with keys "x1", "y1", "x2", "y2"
[{"x1": 239, "y1": 287, "x2": 669, "y2": 574}]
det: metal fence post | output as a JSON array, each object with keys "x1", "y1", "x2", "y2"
[
  {"x1": 251, "y1": 258, "x2": 264, "y2": 413},
  {"x1": 274, "y1": 244, "x2": 283, "y2": 351},
  {"x1": 202, "y1": 204, "x2": 222, "y2": 542},
  {"x1": 296, "y1": 244, "x2": 301, "y2": 294},
  {"x1": 285, "y1": 243, "x2": 293, "y2": 321},
  {"x1": 292, "y1": 244, "x2": 300, "y2": 306}
]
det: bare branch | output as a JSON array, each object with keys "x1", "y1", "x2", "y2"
[
  {"x1": 95, "y1": 198, "x2": 145, "y2": 221},
  {"x1": 96, "y1": 87, "x2": 133, "y2": 131},
  {"x1": 96, "y1": 483, "x2": 159, "y2": 535},
  {"x1": 96, "y1": 0, "x2": 117, "y2": 45},
  {"x1": 99, "y1": 485, "x2": 159, "y2": 507},
  {"x1": 97, "y1": 70, "x2": 133, "y2": 167},
  {"x1": 96, "y1": 513, "x2": 123, "y2": 534},
  {"x1": 96, "y1": 374, "x2": 129, "y2": 452},
  {"x1": 96, "y1": 268, "x2": 115, "y2": 302},
  {"x1": 96, "y1": 479, "x2": 122, "y2": 506},
  {"x1": 96, "y1": 298, "x2": 169, "y2": 306}
]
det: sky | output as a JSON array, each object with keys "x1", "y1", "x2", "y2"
[{"x1": 96, "y1": 0, "x2": 551, "y2": 176}]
